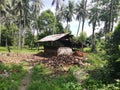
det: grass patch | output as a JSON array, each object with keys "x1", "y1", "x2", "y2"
[
  {"x1": 84, "y1": 53, "x2": 107, "y2": 70},
  {"x1": 0, "y1": 47, "x2": 8, "y2": 53},
  {"x1": 83, "y1": 47, "x2": 91, "y2": 52},
  {"x1": 0, "y1": 46, "x2": 43, "y2": 54},
  {"x1": 27, "y1": 64, "x2": 82, "y2": 90},
  {"x1": 27, "y1": 63, "x2": 120, "y2": 90},
  {"x1": 0, "y1": 64, "x2": 26, "y2": 90}
]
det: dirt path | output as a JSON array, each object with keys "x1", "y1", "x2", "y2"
[
  {"x1": 73, "y1": 69, "x2": 88, "y2": 83},
  {"x1": 18, "y1": 66, "x2": 33, "y2": 90}
]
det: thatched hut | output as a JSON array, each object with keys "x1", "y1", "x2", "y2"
[{"x1": 38, "y1": 33, "x2": 86, "y2": 56}]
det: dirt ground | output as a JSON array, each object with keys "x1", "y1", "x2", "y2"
[
  {"x1": 0, "y1": 53, "x2": 45, "y2": 64},
  {"x1": 18, "y1": 66, "x2": 33, "y2": 90},
  {"x1": 0, "y1": 51, "x2": 88, "y2": 67}
]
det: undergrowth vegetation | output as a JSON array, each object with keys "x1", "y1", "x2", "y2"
[
  {"x1": 83, "y1": 53, "x2": 120, "y2": 90},
  {"x1": 0, "y1": 52, "x2": 120, "y2": 90},
  {"x1": 27, "y1": 64, "x2": 80, "y2": 90},
  {"x1": 27, "y1": 52, "x2": 120, "y2": 90},
  {"x1": 0, "y1": 64, "x2": 26, "y2": 90}
]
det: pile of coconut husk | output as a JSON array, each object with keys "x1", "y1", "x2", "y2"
[
  {"x1": 0, "y1": 51, "x2": 90, "y2": 68},
  {"x1": 40, "y1": 54, "x2": 89, "y2": 68}
]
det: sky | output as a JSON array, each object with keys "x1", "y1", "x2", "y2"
[{"x1": 41, "y1": 0, "x2": 99, "y2": 37}]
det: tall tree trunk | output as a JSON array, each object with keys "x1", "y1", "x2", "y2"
[
  {"x1": 35, "y1": 10, "x2": 39, "y2": 40},
  {"x1": 36, "y1": 23, "x2": 40, "y2": 51},
  {"x1": 66, "y1": 21, "x2": 69, "y2": 32},
  {"x1": 23, "y1": 10, "x2": 26, "y2": 48},
  {"x1": 22, "y1": 31, "x2": 25, "y2": 48},
  {"x1": 76, "y1": 19, "x2": 81, "y2": 36},
  {"x1": 85, "y1": 0, "x2": 88, "y2": 7},
  {"x1": 91, "y1": 23, "x2": 96, "y2": 52},
  {"x1": 104, "y1": 21, "x2": 109, "y2": 43},
  {"x1": 36, "y1": 21, "x2": 39, "y2": 41},
  {"x1": 82, "y1": 18, "x2": 85, "y2": 32},
  {"x1": 108, "y1": 0, "x2": 113, "y2": 33},
  {"x1": 53, "y1": 11, "x2": 57, "y2": 34},
  {"x1": 18, "y1": 26, "x2": 22, "y2": 50},
  {"x1": 6, "y1": 37, "x2": 10, "y2": 53},
  {"x1": 105, "y1": 0, "x2": 113, "y2": 44},
  {"x1": 18, "y1": 9, "x2": 23, "y2": 50},
  {"x1": 0, "y1": 11, "x2": 1, "y2": 46},
  {"x1": 81, "y1": 0, "x2": 87, "y2": 32},
  {"x1": 111, "y1": 18, "x2": 114, "y2": 32},
  {"x1": 0, "y1": 0, "x2": 6, "y2": 46}
]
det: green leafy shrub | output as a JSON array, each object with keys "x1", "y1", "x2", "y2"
[
  {"x1": 106, "y1": 22, "x2": 120, "y2": 79},
  {"x1": 83, "y1": 79, "x2": 103, "y2": 90},
  {"x1": 83, "y1": 79, "x2": 120, "y2": 90},
  {"x1": 83, "y1": 47, "x2": 91, "y2": 52},
  {"x1": 86, "y1": 53, "x2": 106, "y2": 69},
  {"x1": 98, "y1": 79, "x2": 120, "y2": 90},
  {"x1": 64, "y1": 82, "x2": 82, "y2": 90}
]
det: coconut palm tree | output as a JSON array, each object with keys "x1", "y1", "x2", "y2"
[
  {"x1": 52, "y1": 0, "x2": 65, "y2": 34},
  {"x1": 57, "y1": 0, "x2": 75, "y2": 32},
  {"x1": 0, "y1": 0, "x2": 17, "y2": 51},
  {"x1": 0, "y1": 0, "x2": 6, "y2": 46},
  {"x1": 89, "y1": 6, "x2": 100, "y2": 52},
  {"x1": 75, "y1": 0, "x2": 88, "y2": 36},
  {"x1": 65, "y1": 0, "x2": 75, "y2": 31},
  {"x1": 75, "y1": 1, "x2": 84, "y2": 36},
  {"x1": 81, "y1": 0, "x2": 87, "y2": 32},
  {"x1": 2, "y1": 14, "x2": 15, "y2": 52},
  {"x1": 31, "y1": 0, "x2": 44, "y2": 37},
  {"x1": 52, "y1": 0, "x2": 65, "y2": 11},
  {"x1": 108, "y1": 0, "x2": 120, "y2": 32},
  {"x1": 9, "y1": 0, "x2": 31, "y2": 49},
  {"x1": 94, "y1": 0, "x2": 120, "y2": 42}
]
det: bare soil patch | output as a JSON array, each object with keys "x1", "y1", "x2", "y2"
[
  {"x1": 18, "y1": 66, "x2": 33, "y2": 90},
  {"x1": 0, "y1": 53, "x2": 45, "y2": 64}
]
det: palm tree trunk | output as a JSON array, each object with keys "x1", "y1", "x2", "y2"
[
  {"x1": 18, "y1": 9, "x2": 23, "y2": 50},
  {"x1": 6, "y1": 36, "x2": 11, "y2": 53},
  {"x1": 76, "y1": 19, "x2": 81, "y2": 36},
  {"x1": 66, "y1": 21, "x2": 70, "y2": 32},
  {"x1": 23, "y1": 10, "x2": 26, "y2": 48},
  {"x1": 36, "y1": 19, "x2": 40, "y2": 51},
  {"x1": 32, "y1": 27, "x2": 35, "y2": 49},
  {"x1": 81, "y1": 0, "x2": 87, "y2": 32},
  {"x1": 104, "y1": 21, "x2": 109, "y2": 43},
  {"x1": 37, "y1": 20, "x2": 40, "y2": 39},
  {"x1": 111, "y1": 18, "x2": 114, "y2": 32},
  {"x1": 53, "y1": 11, "x2": 57, "y2": 34},
  {"x1": 66, "y1": 21, "x2": 69, "y2": 31},
  {"x1": 82, "y1": 18, "x2": 85, "y2": 32},
  {"x1": 91, "y1": 23, "x2": 96, "y2": 52},
  {"x1": 108, "y1": 0, "x2": 113, "y2": 33},
  {"x1": 0, "y1": 11, "x2": 1, "y2": 46},
  {"x1": 85, "y1": 0, "x2": 88, "y2": 7},
  {"x1": 18, "y1": 29, "x2": 21, "y2": 49},
  {"x1": 0, "y1": 0, "x2": 6, "y2": 46},
  {"x1": 18, "y1": 24, "x2": 22, "y2": 50},
  {"x1": 22, "y1": 30, "x2": 25, "y2": 48}
]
